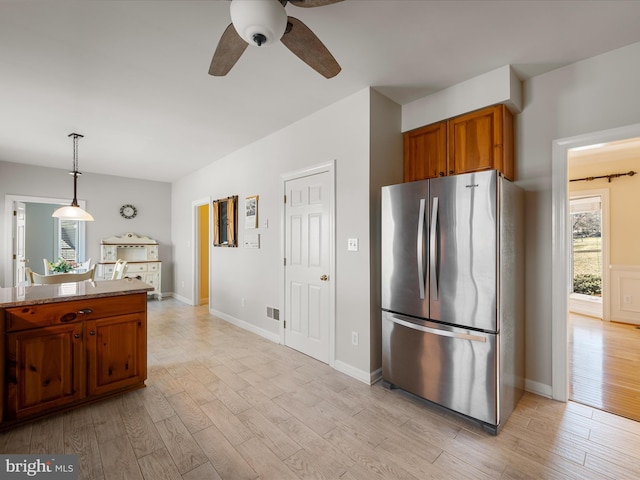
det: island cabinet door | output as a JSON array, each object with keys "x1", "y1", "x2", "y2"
[
  {"x1": 6, "y1": 323, "x2": 85, "y2": 419},
  {"x1": 86, "y1": 313, "x2": 147, "y2": 396}
]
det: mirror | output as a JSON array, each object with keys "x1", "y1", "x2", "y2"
[{"x1": 213, "y1": 195, "x2": 238, "y2": 247}]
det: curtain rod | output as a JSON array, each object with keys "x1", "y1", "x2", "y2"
[{"x1": 570, "y1": 170, "x2": 637, "y2": 183}]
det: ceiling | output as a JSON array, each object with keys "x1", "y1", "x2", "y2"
[
  {"x1": 2, "y1": 0, "x2": 640, "y2": 183},
  {"x1": 569, "y1": 137, "x2": 640, "y2": 166}
]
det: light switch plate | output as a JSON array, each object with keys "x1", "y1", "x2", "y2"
[{"x1": 347, "y1": 238, "x2": 359, "y2": 251}]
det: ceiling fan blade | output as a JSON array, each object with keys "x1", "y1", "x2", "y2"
[
  {"x1": 281, "y1": 17, "x2": 341, "y2": 78},
  {"x1": 208, "y1": 23, "x2": 248, "y2": 76},
  {"x1": 288, "y1": 0, "x2": 344, "y2": 7}
]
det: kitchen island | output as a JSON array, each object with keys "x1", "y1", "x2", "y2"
[{"x1": 0, "y1": 278, "x2": 153, "y2": 429}]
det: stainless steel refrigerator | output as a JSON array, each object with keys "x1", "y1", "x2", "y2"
[{"x1": 381, "y1": 169, "x2": 524, "y2": 434}]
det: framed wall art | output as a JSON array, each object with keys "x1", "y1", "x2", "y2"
[
  {"x1": 245, "y1": 195, "x2": 258, "y2": 229},
  {"x1": 213, "y1": 195, "x2": 238, "y2": 247}
]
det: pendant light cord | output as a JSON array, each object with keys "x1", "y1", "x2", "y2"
[{"x1": 68, "y1": 133, "x2": 84, "y2": 207}]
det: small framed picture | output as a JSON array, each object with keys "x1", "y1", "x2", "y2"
[{"x1": 245, "y1": 195, "x2": 258, "y2": 229}]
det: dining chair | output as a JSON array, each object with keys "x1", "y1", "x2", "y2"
[
  {"x1": 43, "y1": 258, "x2": 53, "y2": 275},
  {"x1": 30, "y1": 265, "x2": 96, "y2": 285},
  {"x1": 25, "y1": 267, "x2": 35, "y2": 285},
  {"x1": 78, "y1": 257, "x2": 92, "y2": 272},
  {"x1": 111, "y1": 259, "x2": 128, "y2": 280}
]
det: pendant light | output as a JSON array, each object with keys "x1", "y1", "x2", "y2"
[{"x1": 52, "y1": 133, "x2": 95, "y2": 221}]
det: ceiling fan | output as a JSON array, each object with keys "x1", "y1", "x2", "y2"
[{"x1": 209, "y1": 0, "x2": 344, "y2": 79}]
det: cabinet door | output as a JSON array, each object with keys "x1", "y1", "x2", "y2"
[
  {"x1": 86, "y1": 313, "x2": 146, "y2": 396},
  {"x1": 403, "y1": 122, "x2": 447, "y2": 182},
  {"x1": 102, "y1": 245, "x2": 117, "y2": 262},
  {"x1": 6, "y1": 323, "x2": 85, "y2": 419},
  {"x1": 448, "y1": 104, "x2": 510, "y2": 177},
  {"x1": 143, "y1": 273, "x2": 160, "y2": 292}
]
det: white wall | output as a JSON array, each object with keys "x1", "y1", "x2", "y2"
[
  {"x1": 518, "y1": 41, "x2": 640, "y2": 392},
  {"x1": 172, "y1": 88, "x2": 401, "y2": 378},
  {"x1": 369, "y1": 90, "x2": 403, "y2": 371},
  {"x1": 0, "y1": 160, "x2": 172, "y2": 290},
  {"x1": 402, "y1": 65, "x2": 522, "y2": 131}
]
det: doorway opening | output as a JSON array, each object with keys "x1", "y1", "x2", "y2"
[
  {"x1": 192, "y1": 198, "x2": 211, "y2": 306},
  {"x1": 552, "y1": 125, "x2": 640, "y2": 421},
  {"x1": 4, "y1": 194, "x2": 88, "y2": 287}
]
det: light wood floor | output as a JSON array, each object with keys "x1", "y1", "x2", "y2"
[
  {"x1": 2, "y1": 299, "x2": 640, "y2": 479},
  {"x1": 569, "y1": 313, "x2": 640, "y2": 422}
]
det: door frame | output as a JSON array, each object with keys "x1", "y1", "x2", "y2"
[
  {"x1": 280, "y1": 160, "x2": 336, "y2": 367},
  {"x1": 3, "y1": 194, "x2": 88, "y2": 287},
  {"x1": 192, "y1": 197, "x2": 212, "y2": 306},
  {"x1": 551, "y1": 122, "x2": 640, "y2": 401}
]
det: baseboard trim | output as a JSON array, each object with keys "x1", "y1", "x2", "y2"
[
  {"x1": 211, "y1": 309, "x2": 280, "y2": 343},
  {"x1": 525, "y1": 379, "x2": 553, "y2": 399},
  {"x1": 170, "y1": 293, "x2": 191, "y2": 305},
  {"x1": 334, "y1": 360, "x2": 375, "y2": 385},
  {"x1": 370, "y1": 367, "x2": 383, "y2": 385}
]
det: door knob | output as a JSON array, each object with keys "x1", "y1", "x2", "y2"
[{"x1": 320, "y1": 275, "x2": 328, "y2": 281}]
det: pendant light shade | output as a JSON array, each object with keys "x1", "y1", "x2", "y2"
[
  {"x1": 52, "y1": 204, "x2": 95, "y2": 221},
  {"x1": 230, "y1": 0, "x2": 287, "y2": 47},
  {"x1": 52, "y1": 133, "x2": 94, "y2": 222}
]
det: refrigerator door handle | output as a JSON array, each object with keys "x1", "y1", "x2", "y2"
[
  {"x1": 388, "y1": 314, "x2": 487, "y2": 343},
  {"x1": 417, "y1": 198, "x2": 426, "y2": 299},
  {"x1": 430, "y1": 196, "x2": 439, "y2": 300},
  {"x1": 416, "y1": 198, "x2": 426, "y2": 300}
]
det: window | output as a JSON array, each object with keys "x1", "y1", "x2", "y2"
[
  {"x1": 570, "y1": 195, "x2": 602, "y2": 296},
  {"x1": 58, "y1": 219, "x2": 79, "y2": 262}
]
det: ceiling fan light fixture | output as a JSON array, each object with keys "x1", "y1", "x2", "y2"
[{"x1": 230, "y1": 0, "x2": 287, "y2": 47}]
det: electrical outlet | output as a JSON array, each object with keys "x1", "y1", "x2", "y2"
[
  {"x1": 347, "y1": 238, "x2": 359, "y2": 252},
  {"x1": 351, "y1": 331, "x2": 359, "y2": 346},
  {"x1": 623, "y1": 295, "x2": 632, "y2": 304}
]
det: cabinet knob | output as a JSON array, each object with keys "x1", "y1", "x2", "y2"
[
  {"x1": 449, "y1": 170, "x2": 454, "y2": 175},
  {"x1": 89, "y1": 331, "x2": 96, "y2": 336},
  {"x1": 439, "y1": 172, "x2": 445, "y2": 177},
  {"x1": 74, "y1": 334, "x2": 81, "y2": 339},
  {"x1": 77, "y1": 308, "x2": 93, "y2": 315}
]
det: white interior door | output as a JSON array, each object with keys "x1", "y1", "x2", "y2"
[
  {"x1": 284, "y1": 171, "x2": 331, "y2": 363},
  {"x1": 13, "y1": 201, "x2": 27, "y2": 285}
]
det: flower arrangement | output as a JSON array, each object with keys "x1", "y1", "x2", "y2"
[{"x1": 49, "y1": 257, "x2": 78, "y2": 273}]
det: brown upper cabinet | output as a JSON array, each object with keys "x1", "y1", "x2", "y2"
[{"x1": 403, "y1": 104, "x2": 514, "y2": 182}]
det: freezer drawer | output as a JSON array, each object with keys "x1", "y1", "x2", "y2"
[{"x1": 382, "y1": 311, "x2": 498, "y2": 426}]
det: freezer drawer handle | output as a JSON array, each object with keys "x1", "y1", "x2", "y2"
[
  {"x1": 430, "y1": 196, "x2": 439, "y2": 300},
  {"x1": 388, "y1": 314, "x2": 487, "y2": 343},
  {"x1": 417, "y1": 198, "x2": 426, "y2": 299}
]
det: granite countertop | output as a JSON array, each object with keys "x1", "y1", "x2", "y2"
[{"x1": 0, "y1": 278, "x2": 155, "y2": 308}]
